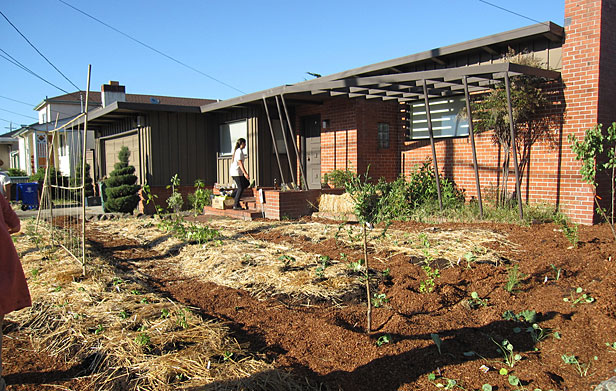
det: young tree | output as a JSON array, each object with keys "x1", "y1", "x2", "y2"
[
  {"x1": 469, "y1": 50, "x2": 553, "y2": 205},
  {"x1": 104, "y1": 147, "x2": 140, "y2": 213}
]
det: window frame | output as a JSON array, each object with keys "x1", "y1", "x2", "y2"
[
  {"x1": 377, "y1": 122, "x2": 390, "y2": 149},
  {"x1": 406, "y1": 96, "x2": 469, "y2": 141},
  {"x1": 219, "y1": 119, "x2": 248, "y2": 157}
]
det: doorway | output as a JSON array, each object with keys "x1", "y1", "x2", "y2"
[{"x1": 301, "y1": 115, "x2": 321, "y2": 189}]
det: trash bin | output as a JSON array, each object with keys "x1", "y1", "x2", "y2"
[
  {"x1": 17, "y1": 182, "x2": 39, "y2": 210},
  {"x1": 98, "y1": 181, "x2": 107, "y2": 211}
]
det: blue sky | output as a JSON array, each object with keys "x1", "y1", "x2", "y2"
[{"x1": 0, "y1": 0, "x2": 564, "y2": 131}]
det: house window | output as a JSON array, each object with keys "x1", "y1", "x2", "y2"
[
  {"x1": 378, "y1": 123, "x2": 390, "y2": 149},
  {"x1": 407, "y1": 96, "x2": 468, "y2": 140},
  {"x1": 272, "y1": 119, "x2": 288, "y2": 154},
  {"x1": 219, "y1": 119, "x2": 248, "y2": 156}
]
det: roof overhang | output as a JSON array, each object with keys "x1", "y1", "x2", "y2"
[{"x1": 201, "y1": 62, "x2": 561, "y2": 113}]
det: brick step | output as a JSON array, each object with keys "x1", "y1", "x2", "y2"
[{"x1": 202, "y1": 206, "x2": 263, "y2": 221}]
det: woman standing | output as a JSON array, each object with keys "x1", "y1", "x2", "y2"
[
  {"x1": 230, "y1": 138, "x2": 250, "y2": 210},
  {"x1": 0, "y1": 195, "x2": 31, "y2": 390}
]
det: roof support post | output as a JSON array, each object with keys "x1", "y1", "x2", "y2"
[
  {"x1": 422, "y1": 79, "x2": 443, "y2": 211},
  {"x1": 274, "y1": 96, "x2": 297, "y2": 186},
  {"x1": 504, "y1": 73, "x2": 524, "y2": 220},
  {"x1": 262, "y1": 97, "x2": 286, "y2": 185},
  {"x1": 463, "y1": 76, "x2": 484, "y2": 219},
  {"x1": 280, "y1": 94, "x2": 308, "y2": 190}
]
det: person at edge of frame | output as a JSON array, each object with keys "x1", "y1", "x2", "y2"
[
  {"x1": 0, "y1": 194, "x2": 32, "y2": 391},
  {"x1": 230, "y1": 138, "x2": 250, "y2": 210}
]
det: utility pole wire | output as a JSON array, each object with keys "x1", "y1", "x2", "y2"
[
  {"x1": 477, "y1": 0, "x2": 548, "y2": 26},
  {"x1": 0, "y1": 107, "x2": 38, "y2": 120},
  {"x1": 0, "y1": 9, "x2": 81, "y2": 91},
  {"x1": 0, "y1": 95, "x2": 35, "y2": 107},
  {"x1": 57, "y1": 0, "x2": 246, "y2": 95},
  {"x1": 0, "y1": 48, "x2": 70, "y2": 94}
]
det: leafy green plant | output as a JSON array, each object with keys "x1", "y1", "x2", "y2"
[
  {"x1": 166, "y1": 174, "x2": 184, "y2": 213},
  {"x1": 550, "y1": 264, "x2": 562, "y2": 281},
  {"x1": 419, "y1": 265, "x2": 440, "y2": 293},
  {"x1": 176, "y1": 309, "x2": 189, "y2": 329},
  {"x1": 482, "y1": 385, "x2": 493, "y2": 391},
  {"x1": 563, "y1": 287, "x2": 595, "y2": 306},
  {"x1": 94, "y1": 324, "x2": 104, "y2": 335},
  {"x1": 72, "y1": 162, "x2": 95, "y2": 198},
  {"x1": 347, "y1": 259, "x2": 364, "y2": 272},
  {"x1": 278, "y1": 254, "x2": 296, "y2": 271},
  {"x1": 30, "y1": 268, "x2": 40, "y2": 279},
  {"x1": 161, "y1": 308, "x2": 170, "y2": 319},
  {"x1": 323, "y1": 168, "x2": 357, "y2": 188},
  {"x1": 7, "y1": 167, "x2": 26, "y2": 176},
  {"x1": 135, "y1": 333, "x2": 151, "y2": 347},
  {"x1": 569, "y1": 122, "x2": 616, "y2": 241},
  {"x1": 504, "y1": 264, "x2": 525, "y2": 292},
  {"x1": 315, "y1": 255, "x2": 331, "y2": 278},
  {"x1": 561, "y1": 354, "x2": 597, "y2": 377},
  {"x1": 493, "y1": 338, "x2": 522, "y2": 367},
  {"x1": 371, "y1": 293, "x2": 389, "y2": 308},
  {"x1": 431, "y1": 333, "x2": 443, "y2": 355},
  {"x1": 468, "y1": 291, "x2": 488, "y2": 308},
  {"x1": 104, "y1": 146, "x2": 140, "y2": 213},
  {"x1": 427, "y1": 373, "x2": 464, "y2": 389},
  {"x1": 376, "y1": 334, "x2": 392, "y2": 347},
  {"x1": 606, "y1": 342, "x2": 616, "y2": 352},
  {"x1": 187, "y1": 179, "x2": 212, "y2": 216},
  {"x1": 119, "y1": 310, "x2": 129, "y2": 319}
]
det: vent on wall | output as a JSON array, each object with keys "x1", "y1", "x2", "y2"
[{"x1": 150, "y1": 97, "x2": 160, "y2": 104}]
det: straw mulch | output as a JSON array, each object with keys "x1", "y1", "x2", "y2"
[{"x1": 8, "y1": 219, "x2": 317, "y2": 391}]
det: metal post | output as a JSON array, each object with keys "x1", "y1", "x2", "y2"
[
  {"x1": 422, "y1": 79, "x2": 443, "y2": 211},
  {"x1": 280, "y1": 94, "x2": 308, "y2": 190},
  {"x1": 463, "y1": 76, "x2": 484, "y2": 219},
  {"x1": 504, "y1": 73, "x2": 524, "y2": 220},
  {"x1": 262, "y1": 97, "x2": 286, "y2": 185},
  {"x1": 81, "y1": 64, "x2": 91, "y2": 275},
  {"x1": 274, "y1": 96, "x2": 296, "y2": 186}
]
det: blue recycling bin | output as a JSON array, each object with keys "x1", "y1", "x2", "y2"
[{"x1": 16, "y1": 182, "x2": 39, "y2": 210}]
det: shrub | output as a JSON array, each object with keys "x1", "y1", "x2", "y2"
[
  {"x1": 187, "y1": 179, "x2": 212, "y2": 215},
  {"x1": 30, "y1": 166, "x2": 70, "y2": 199},
  {"x1": 73, "y1": 163, "x2": 94, "y2": 198},
  {"x1": 104, "y1": 147, "x2": 140, "y2": 213},
  {"x1": 7, "y1": 168, "x2": 26, "y2": 177},
  {"x1": 323, "y1": 169, "x2": 357, "y2": 188}
]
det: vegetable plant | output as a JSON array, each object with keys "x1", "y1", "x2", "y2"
[
  {"x1": 419, "y1": 265, "x2": 440, "y2": 293},
  {"x1": 563, "y1": 287, "x2": 594, "y2": 306},
  {"x1": 493, "y1": 338, "x2": 521, "y2": 367},
  {"x1": 468, "y1": 291, "x2": 488, "y2": 308},
  {"x1": 376, "y1": 334, "x2": 392, "y2": 347},
  {"x1": 505, "y1": 264, "x2": 525, "y2": 292},
  {"x1": 561, "y1": 353, "x2": 597, "y2": 377},
  {"x1": 371, "y1": 293, "x2": 389, "y2": 308}
]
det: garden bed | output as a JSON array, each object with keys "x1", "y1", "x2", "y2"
[{"x1": 4, "y1": 216, "x2": 616, "y2": 390}]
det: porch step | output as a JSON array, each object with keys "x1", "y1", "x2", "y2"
[{"x1": 202, "y1": 205, "x2": 263, "y2": 221}]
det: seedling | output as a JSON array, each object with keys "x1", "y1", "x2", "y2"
[
  {"x1": 315, "y1": 255, "x2": 331, "y2": 278},
  {"x1": 526, "y1": 323, "x2": 550, "y2": 344},
  {"x1": 561, "y1": 353, "x2": 597, "y2": 377},
  {"x1": 222, "y1": 351, "x2": 233, "y2": 361},
  {"x1": 427, "y1": 373, "x2": 464, "y2": 389},
  {"x1": 481, "y1": 385, "x2": 493, "y2": 391},
  {"x1": 606, "y1": 341, "x2": 616, "y2": 352},
  {"x1": 563, "y1": 287, "x2": 594, "y2": 306},
  {"x1": 502, "y1": 309, "x2": 537, "y2": 324},
  {"x1": 376, "y1": 334, "x2": 392, "y2": 347},
  {"x1": 94, "y1": 324, "x2": 104, "y2": 335},
  {"x1": 30, "y1": 268, "x2": 40, "y2": 279},
  {"x1": 550, "y1": 264, "x2": 562, "y2": 281},
  {"x1": 160, "y1": 308, "x2": 170, "y2": 318},
  {"x1": 419, "y1": 265, "x2": 440, "y2": 293},
  {"x1": 53, "y1": 285, "x2": 62, "y2": 292},
  {"x1": 381, "y1": 268, "x2": 390, "y2": 277},
  {"x1": 431, "y1": 333, "x2": 443, "y2": 355},
  {"x1": 119, "y1": 310, "x2": 129, "y2": 319},
  {"x1": 463, "y1": 252, "x2": 477, "y2": 268},
  {"x1": 347, "y1": 259, "x2": 364, "y2": 272},
  {"x1": 493, "y1": 338, "x2": 521, "y2": 367},
  {"x1": 278, "y1": 255, "x2": 296, "y2": 270},
  {"x1": 504, "y1": 264, "x2": 525, "y2": 292},
  {"x1": 371, "y1": 293, "x2": 389, "y2": 308},
  {"x1": 130, "y1": 289, "x2": 141, "y2": 295},
  {"x1": 468, "y1": 291, "x2": 488, "y2": 308},
  {"x1": 135, "y1": 333, "x2": 151, "y2": 347},
  {"x1": 177, "y1": 309, "x2": 189, "y2": 329}
]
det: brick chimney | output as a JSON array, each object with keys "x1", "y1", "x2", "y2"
[{"x1": 101, "y1": 81, "x2": 126, "y2": 107}]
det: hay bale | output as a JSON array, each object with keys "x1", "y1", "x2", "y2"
[{"x1": 318, "y1": 193, "x2": 355, "y2": 214}]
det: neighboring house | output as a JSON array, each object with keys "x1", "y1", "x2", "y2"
[
  {"x1": 197, "y1": 0, "x2": 614, "y2": 225},
  {"x1": 0, "y1": 130, "x2": 19, "y2": 170}
]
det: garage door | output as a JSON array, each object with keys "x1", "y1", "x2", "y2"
[{"x1": 104, "y1": 134, "x2": 141, "y2": 183}]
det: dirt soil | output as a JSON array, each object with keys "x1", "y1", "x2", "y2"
[{"x1": 4, "y1": 217, "x2": 616, "y2": 391}]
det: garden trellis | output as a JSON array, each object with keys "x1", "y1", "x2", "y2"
[{"x1": 36, "y1": 66, "x2": 92, "y2": 274}]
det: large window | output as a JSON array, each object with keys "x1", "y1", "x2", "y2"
[
  {"x1": 407, "y1": 96, "x2": 468, "y2": 140},
  {"x1": 219, "y1": 119, "x2": 248, "y2": 156}
]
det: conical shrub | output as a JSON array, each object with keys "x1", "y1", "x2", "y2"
[
  {"x1": 104, "y1": 146, "x2": 140, "y2": 213},
  {"x1": 73, "y1": 162, "x2": 94, "y2": 198}
]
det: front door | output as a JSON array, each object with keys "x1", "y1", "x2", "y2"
[{"x1": 302, "y1": 115, "x2": 321, "y2": 189}]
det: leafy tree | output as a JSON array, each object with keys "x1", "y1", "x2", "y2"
[
  {"x1": 569, "y1": 122, "x2": 616, "y2": 240},
  {"x1": 467, "y1": 50, "x2": 553, "y2": 206},
  {"x1": 104, "y1": 147, "x2": 140, "y2": 213}
]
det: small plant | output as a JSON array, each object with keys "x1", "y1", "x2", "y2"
[
  {"x1": 176, "y1": 309, "x2": 189, "y2": 329},
  {"x1": 561, "y1": 353, "x2": 597, "y2": 377},
  {"x1": 493, "y1": 338, "x2": 521, "y2": 367},
  {"x1": 160, "y1": 308, "x2": 170, "y2": 318},
  {"x1": 563, "y1": 287, "x2": 595, "y2": 306},
  {"x1": 347, "y1": 259, "x2": 364, "y2": 272},
  {"x1": 376, "y1": 334, "x2": 392, "y2": 347},
  {"x1": 606, "y1": 341, "x2": 616, "y2": 352},
  {"x1": 427, "y1": 373, "x2": 464, "y2": 389},
  {"x1": 94, "y1": 324, "x2": 104, "y2": 335},
  {"x1": 130, "y1": 289, "x2": 141, "y2": 295},
  {"x1": 135, "y1": 333, "x2": 151, "y2": 347},
  {"x1": 431, "y1": 333, "x2": 443, "y2": 355},
  {"x1": 166, "y1": 174, "x2": 184, "y2": 213},
  {"x1": 30, "y1": 268, "x2": 40, "y2": 279},
  {"x1": 371, "y1": 293, "x2": 389, "y2": 308},
  {"x1": 222, "y1": 351, "x2": 233, "y2": 361},
  {"x1": 556, "y1": 214, "x2": 579, "y2": 247},
  {"x1": 315, "y1": 255, "x2": 331, "y2": 278},
  {"x1": 419, "y1": 265, "x2": 440, "y2": 293},
  {"x1": 504, "y1": 264, "x2": 525, "y2": 292},
  {"x1": 525, "y1": 323, "x2": 550, "y2": 344},
  {"x1": 550, "y1": 264, "x2": 562, "y2": 281},
  {"x1": 53, "y1": 285, "x2": 62, "y2": 292},
  {"x1": 482, "y1": 385, "x2": 493, "y2": 391},
  {"x1": 119, "y1": 310, "x2": 129, "y2": 319},
  {"x1": 187, "y1": 179, "x2": 212, "y2": 216},
  {"x1": 468, "y1": 291, "x2": 488, "y2": 308},
  {"x1": 278, "y1": 254, "x2": 296, "y2": 271}
]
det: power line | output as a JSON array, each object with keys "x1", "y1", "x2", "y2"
[
  {"x1": 57, "y1": 0, "x2": 246, "y2": 95},
  {"x1": 0, "y1": 107, "x2": 38, "y2": 120},
  {"x1": 477, "y1": 0, "x2": 548, "y2": 26},
  {"x1": 0, "y1": 48, "x2": 71, "y2": 94},
  {"x1": 0, "y1": 9, "x2": 81, "y2": 91},
  {"x1": 0, "y1": 95, "x2": 35, "y2": 107}
]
